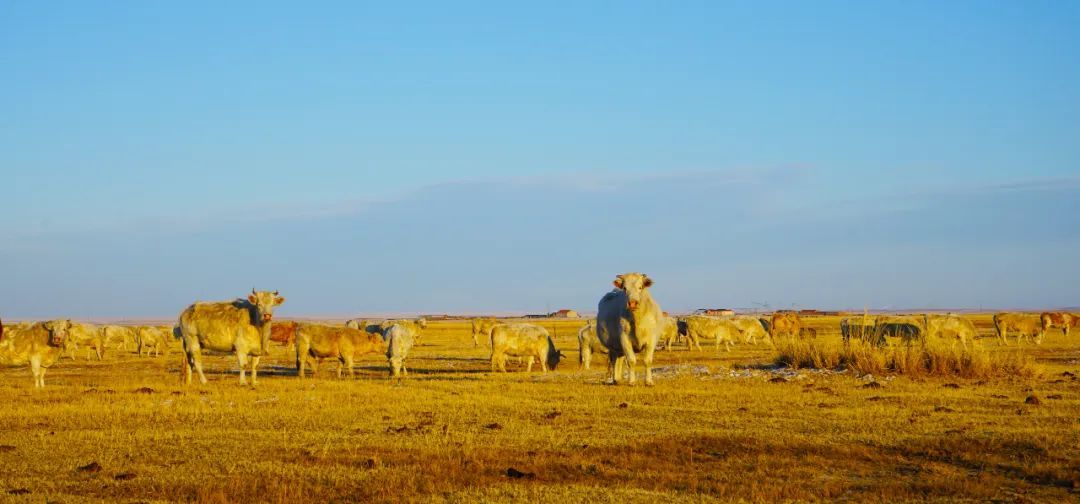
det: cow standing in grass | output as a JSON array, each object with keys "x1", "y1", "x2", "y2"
[
  {"x1": 596, "y1": 272, "x2": 664, "y2": 386},
  {"x1": 841, "y1": 317, "x2": 879, "y2": 345},
  {"x1": 994, "y1": 313, "x2": 1044, "y2": 345},
  {"x1": 873, "y1": 316, "x2": 924, "y2": 345},
  {"x1": 102, "y1": 325, "x2": 137, "y2": 352},
  {"x1": 177, "y1": 289, "x2": 285, "y2": 385},
  {"x1": 1041, "y1": 312, "x2": 1078, "y2": 338},
  {"x1": 682, "y1": 316, "x2": 741, "y2": 352},
  {"x1": 770, "y1": 312, "x2": 803, "y2": 340},
  {"x1": 490, "y1": 323, "x2": 562, "y2": 373},
  {"x1": 577, "y1": 320, "x2": 607, "y2": 370},
  {"x1": 471, "y1": 317, "x2": 498, "y2": 347},
  {"x1": 296, "y1": 323, "x2": 385, "y2": 378},
  {"x1": 65, "y1": 322, "x2": 104, "y2": 360},
  {"x1": 135, "y1": 326, "x2": 171, "y2": 357},
  {"x1": 732, "y1": 316, "x2": 771, "y2": 346},
  {"x1": 0, "y1": 319, "x2": 70, "y2": 388},
  {"x1": 923, "y1": 314, "x2": 976, "y2": 350}
]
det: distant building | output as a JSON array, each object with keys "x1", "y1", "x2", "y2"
[
  {"x1": 694, "y1": 308, "x2": 735, "y2": 317},
  {"x1": 549, "y1": 309, "x2": 579, "y2": 318}
]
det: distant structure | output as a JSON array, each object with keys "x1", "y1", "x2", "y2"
[
  {"x1": 694, "y1": 308, "x2": 735, "y2": 317},
  {"x1": 797, "y1": 309, "x2": 840, "y2": 316},
  {"x1": 549, "y1": 309, "x2": 579, "y2": 318}
]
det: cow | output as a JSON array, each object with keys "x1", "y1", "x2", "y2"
[
  {"x1": 1041, "y1": 312, "x2": 1078, "y2": 338},
  {"x1": 872, "y1": 316, "x2": 924, "y2": 345},
  {"x1": 840, "y1": 317, "x2": 880, "y2": 345},
  {"x1": 682, "y1": 316, "x2": 740, "y2": 352},
  {"x1": 177, "y1": 289, "x2": 285, "y2": 385},
  {"x1": 993, "y1": 312, "x2": 1044, "y2": 345},
  {"x1": 658, "y1": 315, "x2": 680, "y2": 351},
  {"x1": 270, "y1": 320, "x2": 299, "y2": 349},
  {"x1": 490, "y1": 323, "x2": 562, "y2": 373},
  {"x1": 0, "y1": 319, "x2": 70, "y2": 387},
  {"x1": 471, "y1": 318, "x2": 499, "y2": 347},
  {"x1": 577, "y1": 320, "x2": 605, "y2": 370},
  {"x1": 384, "y1": 323, "x2": 415, "y2": 377},
  {"x1": 731, "y1": 316, "x2": 771, "y2": 345},
  {"x1": 134, "y1": 326, "x2": 171, "y2": 357},
  {"x1": 923, "y1": 314, "x2": 976, "y2": 350},
  {"x1": 770, "y1": 312, "x2": 803, "y2": 340},
  {"x1": 379, "y1": 318, "x2": 428, "y2": 341},
  {"x1": 596, "y1": 272, "x2": 664, "y2": 385},
  {"x1": 64, "y1": 322, "x2": 104, "y2": 360},
  {"x1": 296, "y1": 323, "x2": 385, "y2": 378},
  {"x1": 101, "y1": 325, "x2": 138, "y2": 352}
]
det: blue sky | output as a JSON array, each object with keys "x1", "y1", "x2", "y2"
[{"x1": 2, "y1": 1, "x2": 1078, "y2": 318}]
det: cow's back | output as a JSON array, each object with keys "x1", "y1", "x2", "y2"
[
  {"x1": 180, "y1": 301, "x2": 256, "y2": 348},
  {"x1": 492, "y1": 324, "x2": 548, "y2": 355},
  {"x1": 0, "y1": 323, "x2": 64, "y2": 367}
]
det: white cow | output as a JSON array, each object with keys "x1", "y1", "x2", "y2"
[
  {"x1": 596, "y1": 272, "x2": 664, "y2": 385},
  {"x1": 490, "y1": 323, "x2": 563, "y2": 373}
]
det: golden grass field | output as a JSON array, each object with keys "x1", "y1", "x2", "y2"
[{"x1": 1, "y1": 315, "x2": 1078, "y2": 503}]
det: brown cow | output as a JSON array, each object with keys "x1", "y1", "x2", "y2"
[
  {"x1": 1041, "y1": 312, "x2": 1078, "y2": 338},
  {"x1": 770, "y1": 312, "x2": 803, "y2": 340},
  {"x1": 270, "y1": 320, "x2": 299, "y2": 349},
  {"x1": 994, "y1": 313, "x2": 1044, "y2": 345},
  {"x1": 296, "y1": 323, "x2": 384, "y2": 378},
  {"x1": 0, "y1": 320, "x2": 71, "y2": 387}
]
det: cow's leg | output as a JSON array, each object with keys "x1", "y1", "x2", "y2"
[
  {"x1": 643, "y1": 342, "x2": 656, "y2": 386},
  {"x1": 250, "y1": 355, "x2": 260, "y2": 385},
  {"x1": 580, "y1": 345, "x2": 591, "y2": 370},
  {"x1": 191, "y1": 342, "x2": 209, "y2": 385},
  {"x1": 490, "y1": 353, "x2": 498, "y2": 372},
  {"x1": 607, "y1": 354, "x2": 619, "y2": 384},
  {"x1": 236, "y1": 353, "x2": 248, "y2": 385},
  {"x1": 619, "y1": 330, "x2": 637, "y2": 369},
  {"x1": 30, "y1": 356, "x2": 43, "y2": 388},
  {"x1": 345, "y1": 355, "x2": 355, "y2": 378},
  {"x1": 526, "y1": 356, "x2": 534, "y2": 373}
]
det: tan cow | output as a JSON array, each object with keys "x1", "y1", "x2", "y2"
[
  {"x1": 994, "y1": 312, "x2": 1044, "y2": 345},
  {"x1": 770, "y1": 312, "x2": 803, "y2": 340},
  {"x1": 577, "y1": 320, "x2": 607, "y2": 370},
  {"x1": 296, "y1": 323, "x2": 385, "y2": 378},
  {"x1": 682, "y1": 315, "x2": 741, "y2": 352},
  {"x1": 64, "y1": 322, "x2": 104, "y2": 360},
  {"x1": 101, "y1": 325, "x2": 138, "y2": 352},
  {"x1": 177, "y1": 289, "x2": 285, "y2": 385},
  {"x1": 490, "y1": 323, "x2": 562, "y2": 373},
  {"x1": 0, "y1": 319, "x2": 70, "y2": 387},
  {"x1": 134, "y1": 326, "x2": 171, "y2": 357},
  {"x1": 1041, "y1": 312, "x2": 1078, "y2": 338},
  {"x1": 731, "y1": 316, "x2": 771, "y2": 346},
  {"x1": 596, "y1": 272, "x2": 664, "y2": 385},
  {"x1": 471, "y1": 317, "x2": 498, "y2": 347},
  {"x1": 923, "y1": 314, "x2": 976, "y2": 349}
]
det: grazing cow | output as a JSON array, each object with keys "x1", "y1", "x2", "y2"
[
  {"x1": 770, "y1": 312, "x2": 803, "y2": 340},
  {"x1": 873, "y1": 316, "x2": 924, "y2": 345},
  {"x1": 1041, "y1": 312, "x2": 1078, "y2": 338},
  {"x1": 379, "y1": 318, "x2": 428, "y2": 341},
  {"x1": 993, "y1": 312, "x2": 1044, "y2": 345},
  {"x1": 682, "y1": 316, "x2": 740, "y2": 352},
  {"x1": 177, "y1": 289, "x2": 285, "y2": 385},
  {"x1": 658, "y1": 315, "x2": 679, "y2": 351},
  {"x1": 102, "y1": 325, "x2": 138, "y2": 352},
  {"x1": 595, "y1": 272, "x2": 664, "y2": 386},
  {"x1": 65, "y1": 322, "x2": 104, "y2": 360},
  {"x1": 923, "y1": 314, "x2": 976, "y2": 349},
  {"x1": 840, "y1": 317, "x2": 880, "y2": 345},
  {"x1": 0, "y1": 320, "x2": 70, "y2": 387},
  {"x1": 731, "y1": 316, "x2": 771, "y2": 345},
  {"x1": 135, "y1": 326, "x2": 170, "y2": 357},
  {"x1": 270, "y1": 320, "x2": 299, "y2": 349},
  {"x1": 577, "y1": 320, "x2": 605, "y2": 370},
  {"x1": 490, "y1": 323, "x2": 562, "y2": 373},
  {"x1": 296, "y1": 323, "x2": 385, "y2": 378},
  {"x1": 384, "y1": 324, "x2": 415, "y2": 377},
  {"x1": 471, "y1": 318, "x2": 499, "y2": 347}
]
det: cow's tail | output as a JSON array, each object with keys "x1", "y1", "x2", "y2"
[{"x1": 992, "y1": 314, "x2": 1004, "y2": 342}]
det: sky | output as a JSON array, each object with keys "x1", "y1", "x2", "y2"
[{"x1": 2, "y1": 1, "x2": 1078, "y2": 318}]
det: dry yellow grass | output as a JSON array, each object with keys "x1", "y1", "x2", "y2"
[{"x1": 0, "y1": 316, "x2": 1077, "y2": 502}]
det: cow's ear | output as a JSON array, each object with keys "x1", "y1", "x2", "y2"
[
  {"x1": 613, "y1": 276, "x2": 624, "y2": 289},
  {"x1": 248, "y1": 294, "x2": 258, "y2": 304},
  {"x1": 643, "y1": 276, "x2": 653, "y2": 288},
  {"x1": 275, "y1": 296, "x2": 286, "y2": 305}
]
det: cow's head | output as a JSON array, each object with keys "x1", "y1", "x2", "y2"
[
  {"x1": 546, "y1": 347, "x2": 565, "y2": 370},
  {"x1": 247, "y1": 289, "x2": 285, "y2": 324},
  {"x1": 43, "y1": 319, "x2": 72, "y2": 347},
  {"x1": 613, "y1": 273, "x2": 653, "y2": 312},
  {"x1": 415, "y1": 317, "x2": 428, "y2": 329}
]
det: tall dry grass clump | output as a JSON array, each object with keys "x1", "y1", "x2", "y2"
[{"x1": 774, "y1": 337, "x2": 1040, "y2": 379}]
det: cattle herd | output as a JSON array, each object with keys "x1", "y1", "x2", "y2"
[{"x1": 1, "y1": 274, "x2": 1077, "y2": 388}]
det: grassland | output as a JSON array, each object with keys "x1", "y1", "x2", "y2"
[{"x1": 0, "y1": 315, "x2": 1077, "y2": 503}]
